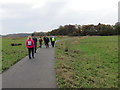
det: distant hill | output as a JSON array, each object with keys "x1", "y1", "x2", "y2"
[{"x1": 2, "y1": 33, "x2": 32, "y2": 37}]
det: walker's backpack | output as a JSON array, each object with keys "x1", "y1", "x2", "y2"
[
  {"x1": 32, "y1": 37, "x2": 37, "y2": 43},
  {"x1": 44, "y1": 37, "x2": 49, "y2": 42},
  {"x1": 39, "y1": 39, "x2": 43, "y2": 43},
  {"x1": 28, "y1": 41, "x2": 32, "y2": 46}
]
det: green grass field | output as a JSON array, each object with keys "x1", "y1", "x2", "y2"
[
  {"x1": 0, "y1": 37, "x2": 2, "y2": 73},
  {"x1": 2, "y1": 37, "x2": 28, "y2": 72},
  {"x1": 55, "y1": 36, "x2": 118, "y2": 88},
  {"x1": 2, "y1": 36, "x2": 118, "y2": 88}
]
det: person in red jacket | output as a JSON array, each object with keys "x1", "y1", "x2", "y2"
[{"x1": 26, "y1": 36, "x2": 35, "y2": 59}]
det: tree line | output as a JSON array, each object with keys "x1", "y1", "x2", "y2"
[{"x1": 46, "y1": 22, "x2": 119, "y2": 36}]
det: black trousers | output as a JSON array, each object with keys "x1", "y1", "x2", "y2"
[
  {"x1": 34, "y1": 43, "x2": 37, "y2": 53},
  {"x1": 51, "y1": 41, "x2": 55, "y2": 47},
  {"x1": 45, "y1": 42, "x2": 49, "y2": 48},
  {"x1": 28, "y1": 48, "x2": 34, "y2": 59},
  {"x1": 39, "y1": 42, "x2": 42, "y2": 48}
]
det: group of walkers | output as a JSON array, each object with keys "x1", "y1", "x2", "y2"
[{"x1": 26, "y1": 35, "x2": 56, "y2": 59}]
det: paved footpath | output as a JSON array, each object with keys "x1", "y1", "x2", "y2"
[{"x1": 2, "y1": 46, "x2": 57, "y2": 88}]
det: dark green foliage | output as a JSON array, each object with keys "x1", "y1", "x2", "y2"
[
  {"x1": 32, "y1": 32, "x2": 46, "y2": 36},
  {"x1": 47, "y1": 23, "x2": 119, "y2": 36}
]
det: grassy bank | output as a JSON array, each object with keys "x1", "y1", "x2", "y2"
[
  {"x1": 55, "y1": 36, "x2": 118, "y2": 88},
  {"x1": 2, "y1": 37, "x2": 28, "y2": 72}
]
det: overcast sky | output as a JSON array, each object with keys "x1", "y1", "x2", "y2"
[{"x1": 0, "y1": 0, "x2": 119, "y2": 35}]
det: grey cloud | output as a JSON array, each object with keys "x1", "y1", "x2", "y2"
[
  {"x1": 1, "y1": 1, "x2": 69, "y2": 34},
  {"x1": 1, "y1": 3, "x2": 32, "y2": 19}
]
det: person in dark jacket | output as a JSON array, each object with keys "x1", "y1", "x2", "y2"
[
  {"x1": 43, "y1": 36, "x2": 49, "y2": 48},
  {"x1": 39, "y1": 37, "x2": 43, "y2": 48},
  {"x1": 32, "y1": 34, "x2": 37, "y2": 53}
]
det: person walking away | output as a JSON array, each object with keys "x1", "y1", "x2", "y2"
[
  {"x1": 50, "y1": 36, "x2": 53, "y2": 46},
  {"x1": 32, "y1": 34, "x2": 37, "y2": 53},
  {"x1": 51, "y1": 36, "x2": 56, "y2": 47},
  {"x1": 26, "y1": 36, "x2": 35, "y2": 59},
  {"x1": 50, "y1": 36, "x2": 53, "y2": 41},
  {"x1": 39, "y1": 37, "x2": 43, "y2": 48},
  {"x1": 43, "y1": 36, "x2": 50, "y2": 48}
]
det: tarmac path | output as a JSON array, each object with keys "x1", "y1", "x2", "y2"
[{"x1": 2, "y1": 45, "x2": 57, "y2": 88}]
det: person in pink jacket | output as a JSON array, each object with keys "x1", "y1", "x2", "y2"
[{"x1": 26, "y1": 36, "x2": 35, "y2": 59}]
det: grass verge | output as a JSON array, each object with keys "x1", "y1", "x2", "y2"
[{"x1": 55, "y1": 36, "x2": 118, "y2": 88}]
